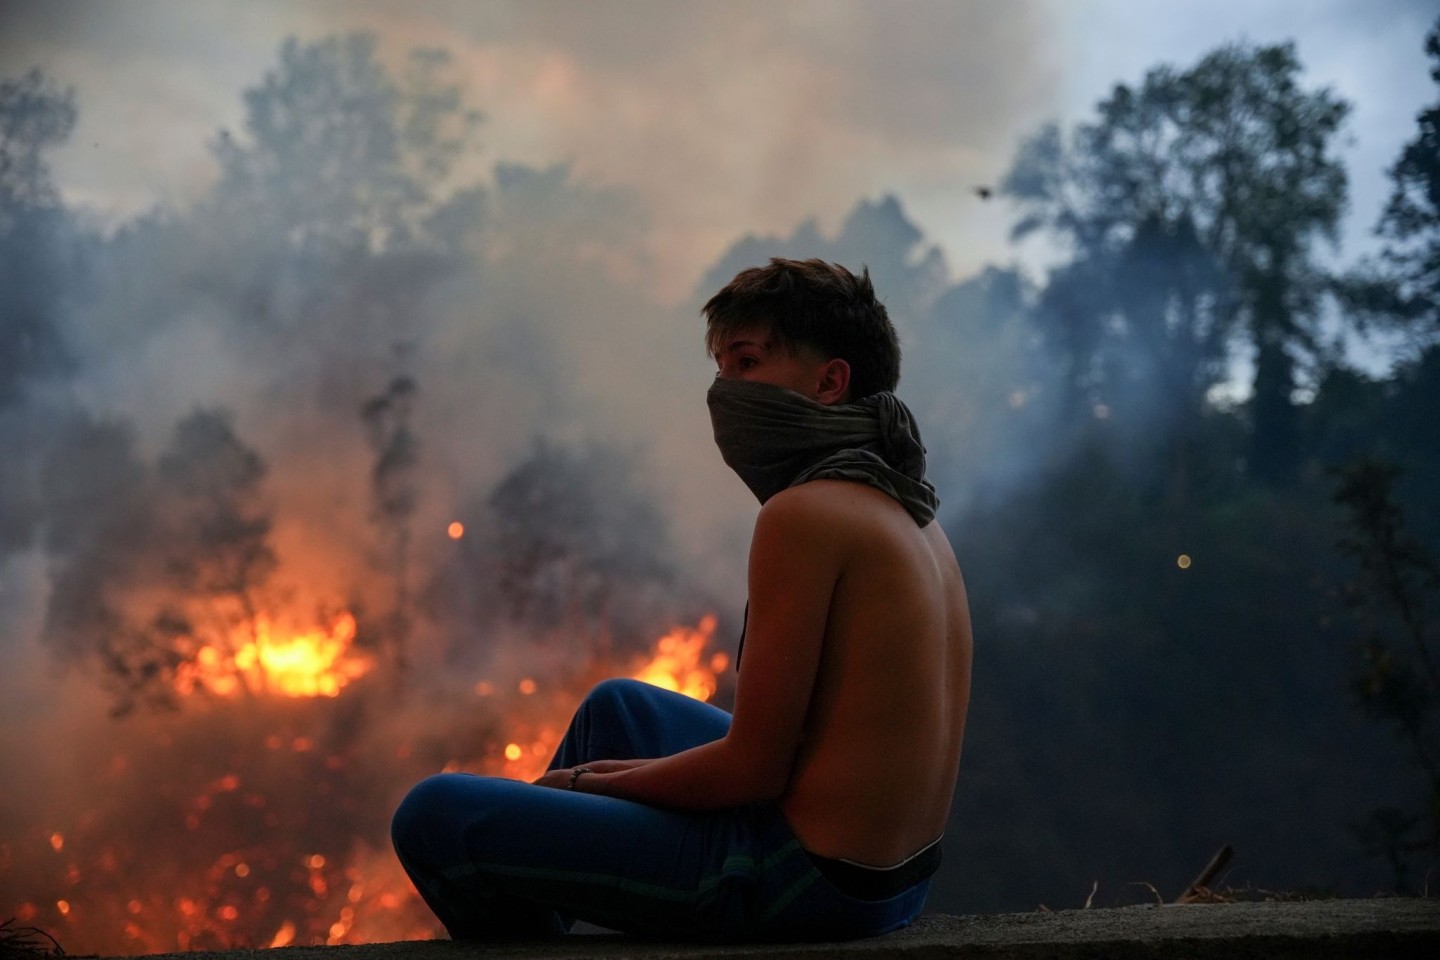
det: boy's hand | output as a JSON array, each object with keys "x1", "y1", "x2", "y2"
[
  {"x1": 532, "y1": 758, "x2": 652, "y2": 789},
  {"x1": 531, "y1": 768, "x2": 577, "y2": 790}
]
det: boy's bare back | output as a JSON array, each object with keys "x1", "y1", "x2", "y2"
[{"x1": 758, "y1": 480, "x2": 972, "y2": 866}]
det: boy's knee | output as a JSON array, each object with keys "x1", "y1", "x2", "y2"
[
  {"x1": 585, "y1": 676, "x2": 651, "y2": 708},
  {"x1": 391, "y1": 774, "x2": 462, "y2": 853}
]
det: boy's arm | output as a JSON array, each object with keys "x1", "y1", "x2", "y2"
[{"x1": 574, "y1": 487, "x2": 844, "y2": 809}]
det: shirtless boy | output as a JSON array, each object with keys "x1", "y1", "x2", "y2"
[{"x1": 391, "y1": 258, "x2": 973, "y2": 941}]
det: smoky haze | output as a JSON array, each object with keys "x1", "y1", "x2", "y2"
[
  {"x1": 3, "y1": 3, "x2": 1438, "y2": 955},
  {"x1": 0, "y1": 14, "x2": 1064, "y2": 951},
  {"x1": 0, "y1": 0, "x2": 1059, "y2": 300}
]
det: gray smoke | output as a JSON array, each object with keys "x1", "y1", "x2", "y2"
[{"x1": 0, "y1": 8, "x2": 1074, "y2": 952}]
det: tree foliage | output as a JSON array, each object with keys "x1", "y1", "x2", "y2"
[
  {"x1": 1332, "y1": 460, "x2": 1440, "y2": 889},
  {"x1": 1005, "y1": 42, "x2": 1351, "y2": 482},
  {"x1": 210, "y1": 33, "x2": 480, "y2": 257},
  {"x1": 0, "y1": 68, "x2": 75, "y2": 215},
  {"x1": 0, "y1": 69, "x2": 80, "y2": 404},
  {"x1": 484, "y1": 442, "x2": 673, "y2": 637},
  {"x1": 360, "y1": 370, "x2": 421, "y2": 674},
  {"x1": 1376, "y1": 16, "x2": 1440, "y2": 347}
]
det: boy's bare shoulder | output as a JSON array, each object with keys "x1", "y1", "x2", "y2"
[
  {"x1": 762, "y1": 478, "x2": 910, "y2": 523},
  {"x1": 757, "y1": 481, "x2": 914, "y2": 559}
]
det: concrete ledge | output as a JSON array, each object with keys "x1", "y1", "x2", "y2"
[{"x1": 100, "y1": 899, "x2": 1440, "y2": 960}]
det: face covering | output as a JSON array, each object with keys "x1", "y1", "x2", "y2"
[{"x1": 706, "y1": 377, "x2": 939, "y2": 527}]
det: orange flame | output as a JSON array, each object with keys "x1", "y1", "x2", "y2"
[
  {"x1": 631, "y1": 615, "x2": 720, "y2": 702},
  {"x1": 175, "y1": 613, "x2": 370, "y2": 698},
  {"x1": 19, "y1": 615, "x2": 729, "y2": 954}
]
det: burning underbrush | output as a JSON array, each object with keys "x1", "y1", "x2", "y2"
[
  {"x1": 2, "y1": 610, "x2": 730, "y2": 955},
  {"x1": 0, "y1": 382, "x2": 732, "y2": 955}
]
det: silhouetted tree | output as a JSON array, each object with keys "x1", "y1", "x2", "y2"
[
  {"x1": 155, "y1": 408, "x2": 278, "y2": 671},
  {"x1": 1332, "y1": 459, "x2": 1440, "y2": 889},
  {"x1": 696, "y1": 194, "x2": 949, "y2": 331},
  {"x1": 1377, "y1": 18, "x2": 1440, "y2": 346},
  {"x1": 37, "y1": 413, "x2": 173, "y2": 713},
  {"x1": 193, "y1": 32, "x2": 483, "y2": 367},
  {"x1": 0, "y1": 68, "x2": 75, "y2": 215},
  {"x1": 34, "y1": 407, "x2": 284, "y2": 712},
  {"x1": 1340, "y1": 16, "x2": 1440, "y2": 357},
  {"x1": 360, "y1": 367, "x2": 420, "y2": 678},
  {"x1": 209, "y1": 33, "x2": 479, "y2": 259},
  {"x1": 484, "y1": 441, "x2": 673, "y2": 648},
  {"x1": 0, "y1": 69, "x2": 80, "y2": 404},
  {"x1": 1005, "y1": 42, "x2": 1351, "y2": 484}
]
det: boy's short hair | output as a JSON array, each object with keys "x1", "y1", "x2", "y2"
[{"x1": 702, "y1": 258, "x2": 901, "y2": 400}]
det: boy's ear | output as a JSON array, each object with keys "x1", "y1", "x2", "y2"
[{"x1": 814, "y1": 358, "x2": 851, "y2": 405}]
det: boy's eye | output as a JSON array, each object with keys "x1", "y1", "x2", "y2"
[{"x1": 737, "y1": 356, "x2": 758, "y2": 370}]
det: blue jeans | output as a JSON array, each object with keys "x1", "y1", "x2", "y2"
[{"x1": 390, "y1": 678, "x2": 931, "y2": 941}]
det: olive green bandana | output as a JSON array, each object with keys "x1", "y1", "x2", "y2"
[{"x1": 706, "y1": 377, "x2": 939, "y2": 527}]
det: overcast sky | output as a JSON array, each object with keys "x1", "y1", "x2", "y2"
[{"x1": 1, "y1": 0, "x2": 1434, "y2": 300}]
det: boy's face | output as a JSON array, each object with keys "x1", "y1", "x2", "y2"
[{"x1": 714, "y1": 327, "x2": 835, "y2": 401}]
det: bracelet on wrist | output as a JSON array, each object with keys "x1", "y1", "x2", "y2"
[{"x1": 567, "y1": 766, "x2": 594, "y2": 790}]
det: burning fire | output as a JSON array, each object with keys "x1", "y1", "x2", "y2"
[
  {"x1": 173, "y1": 613, "x2": 371, "y2": 698},
  {"x1": 631, "y1": 614, "x2": 724, "y2": 701},
  {"x1": 479, "y1": 616, "x2": 728, "y2": 783},
  {"x1": 8, "y1": 615, "x2": 727, "y2": 955}
]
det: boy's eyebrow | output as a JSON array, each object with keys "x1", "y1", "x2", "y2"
[{"x1": 723, "y1": 338, "x2": 770, "y2": 355}]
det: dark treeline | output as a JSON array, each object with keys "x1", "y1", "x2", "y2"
[
  {"x1": 1, "y1": 21, "x2": 1438, "y2": 927},
  {"x1": 933, "y1": 30, "x2": 1440, "y2": 908}
]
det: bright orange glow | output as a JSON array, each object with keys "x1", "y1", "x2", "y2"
[
  {"x1": 174, "y1": 613, "x2": 370, "y2": 698},
  {"x1": 447, "y1": 521, "x2": 464, "y2": 539},
  {"x1": 33, "y1": 612, "x2": 731, "y2": 953},
  {"x1": 632, "y1": 615, "x2": 720, "y2": 702},
  {"x1": 268, "y1": 921, "x2": 296, "y2": 948}
]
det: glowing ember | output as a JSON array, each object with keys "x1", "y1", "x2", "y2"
[
  {"x1": 631, "y1": 615, "x2": 720, "y2": 702},
  {"x1": 13, "y1": 615, "x2": 729, "y2": 955},
  {"x1": 447, "y1": 521, "x2": 464, "y2": 539},
  {"x1": 174, "y1": 613, "x2": 370, "y2": 698},
  {"x1": 268, "y1": 921, "x2": 296, "y2": 948}
]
